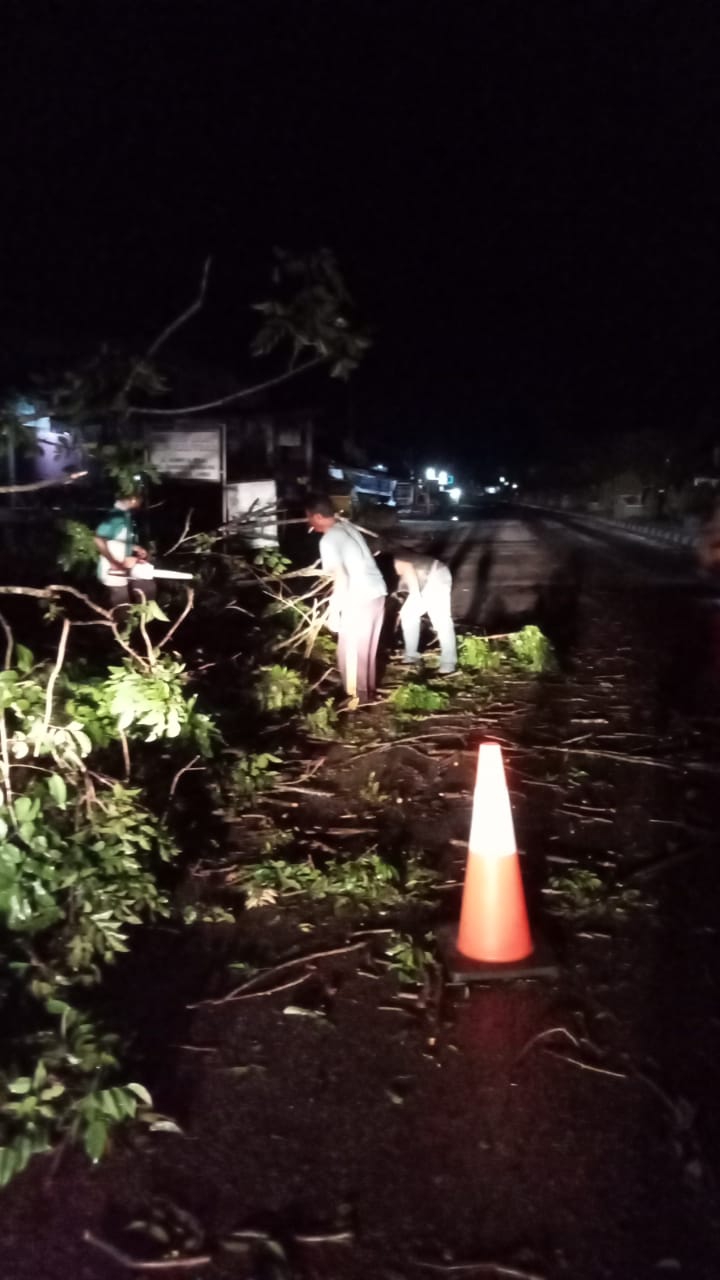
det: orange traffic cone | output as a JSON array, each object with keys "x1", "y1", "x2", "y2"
[
  {"x1": 440, "y1": 742, "x2": 557, "y2": 981},
  {"x1": 457, "y1": 742, "x2": 532, "y2": 963}
]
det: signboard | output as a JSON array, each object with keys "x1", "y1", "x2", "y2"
[
  {"x1": 225, "y1": 479, "x2": 278, "y2": 547},
  {"x1": 277, "y1": 427, "x2": 302, "y2": 447},
  {"x1": 148, "y1": 425, "x2": 223, "y2": 481}
]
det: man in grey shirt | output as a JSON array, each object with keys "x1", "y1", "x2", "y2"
[{"x1": 306, "y1": 495, "x2": 387, "y2": 706}]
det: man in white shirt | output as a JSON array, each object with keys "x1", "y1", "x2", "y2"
[
  {"x1": 392, "y1": 548, "x2": 457, "y2": 674},
  {"x1": 306, "y1": 495, "x2": 387, "y2": 706}
]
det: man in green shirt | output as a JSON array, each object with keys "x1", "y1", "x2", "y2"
[{"x1": 94, "y1": 493, "x2": 155, "y2": 610}]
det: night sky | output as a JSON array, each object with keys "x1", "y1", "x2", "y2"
[{"x1": 2, "y1": 0, "x2": 719, "y2": 475}]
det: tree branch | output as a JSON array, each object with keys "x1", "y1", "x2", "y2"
[
  {"x1": 130, "y1": 356, "x2": 325, "y2": 417},
  {"x1": 157, "y1": 586, "x2": 195, "y2": 650},
  {"x1": 39, "y1": 616, "x2": 70, "y2": 749},
  {"x1": 147, "y1": 257, "x2": 212, "y2": 362},
  {"x1": 0, "y1": 610, "x2": 13, "y2": 669},
  {"x1": 120, "y1": 257, "x2": 213, "y2": 406},
  {"x1": 0, "y1": 713, "x2": 11, "y2": 805},
  {"x1": 164, "y1": 508, "x2": 194, "y2": 556},
  {"x1": 0, "y1": 470, "x2": 87, "y2": 495},
  {"x1": 83, "y1": 1231, "x2": 212, "y2": 1272},
  {"x1": 0, "y1": 586, "x2": 153, "y2": 670},
  {"x1": 168, "y1": 753, "x2": 202, "y2": 800}
]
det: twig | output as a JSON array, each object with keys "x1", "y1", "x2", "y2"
[
  {"x1": 158, "y1": 587, "x2": 195, "y2": 651},
  {"x1": 413, "y1": 1261, "x2": 546, "y2": 1279},
  {"x1": 0, "y1": 610, "x2": 13, "y2": 669},
  {"x1": 274, "y1": 785, "x2": 333, "y2": 798},
  {"x1": 44, "y1": 1134, "x2": 69, "y2": 1185},
  {"x1": 507, "y1": 744, "x2": 681, "y2": 772},
  {"x1": 274, "y1": 757, "x2": 326, "y2": 788},
  {"x1": 514, "y1": 1026, "x2": 581, "y2": 1065},
  {"x1": 0, "y1": 470, "x2": 87, "y2": 494},
  {"x1": 83, "y1": 1230, "x2": 212, "y2": 1271},
  {"x1": 217, "y1": 969, "x2": 316, "y2": 1003},
  {"x1": 348, "y1": 730, "x2": 465, "y2": 759},
  {"x1": 292, "y1": 1229, "x2": 354, "y2": 1244},
  {"x1": 164, "y1": 508, "x2": 194, "y2": 556},
  {"x1": 120, "y1": 257, "x2": 212, "y2": 406},
  {"x1": 0, "y1": 713, "x2": 11, "y2": 805},
  {"x1": 38, "y1": 616, "x2": 70, "y2": 750},
  {"x1": 0, "y1": 585, "x2": 153, "y2": 670},
  {"x1": 632, "y1": 1067, "x2": 683, "y2": 1118},
  {"x1": 119, "y1": 730, "x2": 131, "y2": 782},
  {"x1": 190, "y1": 940, "x2": 369, "y2": 1008},
  {"x1": 543, "y1": 1048, "x2": 628, "y2": 1080},
  {"x1": 626, "y1": 848, "x2": 707, "y2": 883},
  {"x1": 146, "y1": 257, "x2": 212, "y2": 361},
  {"x1": 168, "y1": 755, "x2": 202, "y2": 800}
]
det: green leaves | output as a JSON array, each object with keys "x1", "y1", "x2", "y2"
[
  {"x1": 253, "y1": 546, "x2": 291, "y2": 574},
  {"x1": 105, "y1": 657, "x2": 191, "y2": 741},
  {"x1": 126, "y1": 1082, "x2": 153, "y2": 1107},
  {"x1": 457, "y1": 634, "x2": 505, "y2": 671},
  {"x1": 389, "y1": 683, "x2": 450, "y2": 713},
  {"x1": 47, "y1": 774, "x2": 67, "y2": 809},
  {"x1": 0, "y1": 577, "x2": 204, "y2": 1191},
  {"x1": 457, "y1": 625, "x2": 555, "y2": 674},
  {"x1": 255, "y1": 665, "x2": 307, "y2": 713},
  {"x1": 57, "y1": 519, "x2": 98, "y2": 574},
  {"x1": 0, "y1": 775, "x2": 176, "y2": 975},
  {"x1": 506, "y1": 624, "x2": 555, "y2": 673},
  {"x1": 14, "y1": 645, "x2": 34, "y2": 675},
  {"x1": 302, "y1": 698, "x2": 340, "y2": 740},
  {"x1": 0, "y1": 998, "x2": 158, "y2": 1187},
  {"x1": 227, "y1": 751, "x2": 281, "y2": 807},
  {"x1": 238, "y1": 849, "x2": 438, "y2": 914},
  {"x1": 251, "y1": 248, "x2": 371, "y2": 380},
  {"x1": 13, "y1": 795, "x2": 39, "y2": 825},
  {"x1": 84, "y1": 1119, "x2": 108, "y2": 1162},
  {"x1": 384, "y1": 931, "x2": 437, "y2": 986}
]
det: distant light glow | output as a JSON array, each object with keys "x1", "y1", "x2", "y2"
[
  {"x1": 449, "y1": 487, "x2": 462, "y2": 503},
  {"x1": 485, "y1": 485, "x2": 498, "y2": 495},
  {"x1": 511, "y1": 482, "x2": 518, "y2": 490},
  {"x1": 498, "y1": 475, "x2": 506, "y2": 483},
  {"x1": 438, "y1": 470, "x2": 449, "y2": 486},
  {"x1": 451, "y1": 515, "x2": 459, "y2": 521},
  {"x1": 425, "y1": 467, "x2": 437, "y2": 481}
]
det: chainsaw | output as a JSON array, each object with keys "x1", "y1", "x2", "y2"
[{"x1": 108, "y1": 562, "x2": 194, "y2": 582}]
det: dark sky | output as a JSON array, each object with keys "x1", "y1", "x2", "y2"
[{"x1": 2, "y1": 0, "x2": 719, "y2": 474}]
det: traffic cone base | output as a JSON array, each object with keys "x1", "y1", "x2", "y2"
[{"x1": 437, "y1": 919, "x2": 558, "y2": 983}]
